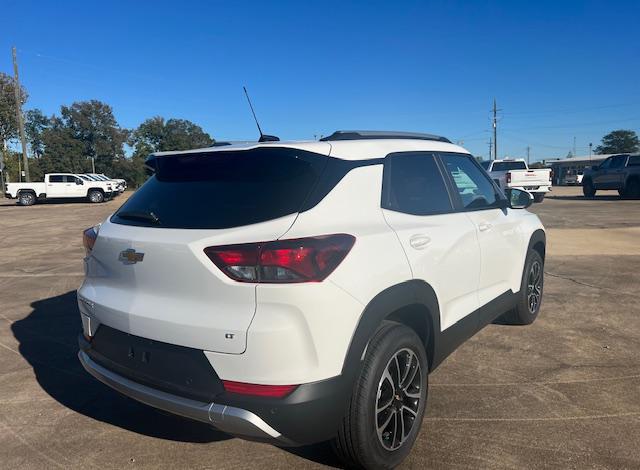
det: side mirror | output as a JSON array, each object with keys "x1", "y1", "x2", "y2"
[
  {"x1": 507, "y1": 188, "x2": 533, "y2": 209},
  {"x1": 76, "y1": 179, "x2": 83, "y2": 185}
]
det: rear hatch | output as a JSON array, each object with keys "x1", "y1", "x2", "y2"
[{"x1": 81, "y1": 145, "x2": 330, "y2": 354}]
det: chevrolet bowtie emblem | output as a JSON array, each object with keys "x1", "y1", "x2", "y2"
[{"x1": 119, "y1": 249, "x2": 144, "y2": 265}]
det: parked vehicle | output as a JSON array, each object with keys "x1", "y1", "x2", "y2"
[
  {"x1": 77, "y1": 131, "x2": 546, "y2": 469},
  {"x1": 481, "y1": 158, "x2": 552, "y2": 202},
  {"x1": 85, "y1": 174, "x2": 126, "y2": 194},
  {"x1": 87, "y1": 173, "x2": 127, "y2": 192},
  {"x1": 582, "y1": 153, "x2": 640, "y2": 198},
  {"x1": 5, "y1": 173, "x2": 114, "y2": 206}
]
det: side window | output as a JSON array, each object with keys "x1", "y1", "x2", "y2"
[
  {"x1": 610, "y1": 155, "x2": 627, "y2": 169},
  {"x1": 441, "y1": 153, "x2": 499, "y2": 210},
  {"x1": 382, "y1": 152, "x2": 453, "y2": 215},
  {"x1": 480, "y1": 161, "x2": 491, "y2": 170},
  {"x1": 628, "y1": 155, "x2": 640, "y2": 167},
  {"x1": 49, "y1": 175, "x2": 64, "y2": 183}
]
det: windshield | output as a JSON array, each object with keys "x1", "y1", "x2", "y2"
[
  {"x1": 112, "y1": 148, "x2": 328, "y2": 229},
  {"x1": 491, "y1": 161, "x2": 527, "y2": 171},
  {"x1": 79, "y1": 175, "x2": 92, "y2": 181},
  {"x1": 480, "y1": 161, "x2": 491, "y2": 170}
]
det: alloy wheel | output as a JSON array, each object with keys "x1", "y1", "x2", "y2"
[
  {"x1": 375, "y1": 348, "x2": 422, "y2": 451},
  {"x1": 527, "y1": 260, "x2": 542, "y2": 314}
]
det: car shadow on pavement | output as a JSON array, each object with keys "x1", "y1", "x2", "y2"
[
  {"x1": 11, "y1": 290, "x2": 230, "y2": 444},
  {"x1": 12, "y1": 290, "x2": 343, "y2": 467}
]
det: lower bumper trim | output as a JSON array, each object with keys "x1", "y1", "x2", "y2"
[{"x1": 78, "y1": 351, "x2": 292, "y2": 444}]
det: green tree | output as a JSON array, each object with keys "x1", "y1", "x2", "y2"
[
  {"x1": 595, "y1": 130, "x2": 640, "y2": 154},
  {"x1": 0, "y1": 72, "x2": 28, "y2": 145},
  {"x1": 24, "y1": 108, "x2": 50, "y2": 158},
  {"x1": 60, "y1": 100, "x2": 129, "y2": 173},
  {"x1": 0, "y1": 72, "x2": 28, "y2": 185},
  {"x1": 131, "y1": 116, "x2": 214, "y2": 155},
  {"x1": 40, "y1": 116, "x2": 89, "y2": 174}
]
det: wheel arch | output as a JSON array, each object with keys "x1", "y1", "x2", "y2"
[
  {"x1": 341, "y1": 280, "x2": 444, "y2": 378},
  {"x1": 528, "y1": 228, "x2": 546, "y2": 261}
]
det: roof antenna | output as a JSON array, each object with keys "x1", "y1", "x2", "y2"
[{"x1": 243, "y1": 86, "x2": 279, "y2": 142}]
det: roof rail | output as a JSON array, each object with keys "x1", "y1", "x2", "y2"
[{"x1": 320, "y1": 130, "x2": 451, "y2": 143}]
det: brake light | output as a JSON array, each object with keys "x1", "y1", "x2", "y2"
[
  {"x1": 222, "y1": 380, "x2": 298, "y2": 398},
  {"x1": 506, "y1": 172, "x2": 512, "y2": 184},
  {"x1": 82, "y1": 225, "x2": 100, "y2": 255},
  {"x1": 204, "y1": 234, "x2": 355, "y2": 283}
]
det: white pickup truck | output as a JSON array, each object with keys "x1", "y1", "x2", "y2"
[
  {"x1": 5, "y1": 173, "x2": 115, "y2": 206},
  {"x1": 481, "y1": 159, "x2": 552, "y2": 202}
]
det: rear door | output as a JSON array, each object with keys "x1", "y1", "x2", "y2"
[
  {"x1": 46, "y1": 174, "x2": 67, "y2": 197},
  {"x1": 440, "y1": 153, "x2": 523, "y2": 307},
  {"x1": 381, "y1": 152, "x2": 481, "y2": 330},
  {"x1": 80, "y1": 145, "x2": 331, "y2": 354}
]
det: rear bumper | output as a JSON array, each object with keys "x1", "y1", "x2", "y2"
[
  {"x1": 78, "y1": 350, "x2": 295, "y2": 444},
  {"x1": 78, "y1": 329, "x2": 353, "y2": 446}
]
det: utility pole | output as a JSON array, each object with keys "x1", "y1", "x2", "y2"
[
  {"x1": 589, "y1": 142, "x2": 593, "y2": 160},
  {"x1": 573, "y1": 136, "x2": 576, "y2": 158},
  {"x1": 526, "y1": 146, "x2": 530, "y2": 166},
  {"x1": 12, "y1": 46, "x2": 30, "y2": 182},
  {"x1": 492, "y1": 98, "x2": 498, "y2": 160},
  {"x1": 488, "y1": 137, "x2": 493, "y2": 161}
]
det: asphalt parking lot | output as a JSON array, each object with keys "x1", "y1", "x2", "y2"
[{"x1": 0, "y1": 186, "x2": 639, "y2": 469}]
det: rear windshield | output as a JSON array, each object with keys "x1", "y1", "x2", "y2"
[
  {"x1": 111, "y1": 148, "x2": 327, "y2": 229},
  {"x1": 491, "y1": 161, "x2": 527, "y2": 171}
]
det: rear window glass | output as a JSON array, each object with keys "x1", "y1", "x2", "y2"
[
  {"x1": 382, "y1": 152, "x2": 453, "y2": 215},
  {"x1": 111, "y1": 148, "x2": 327, "y2": 229},
  {"x1": 491, "y1": 161, "x2": 527, "y2": 171}
]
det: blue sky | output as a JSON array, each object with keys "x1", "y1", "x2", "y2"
[{"x1": 2, "y1": 0, "x2": 639, "y2": 161}]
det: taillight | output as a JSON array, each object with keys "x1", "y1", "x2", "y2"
[
  {"x1": 222, "y1": 380, "x2": 298, "y2": 398},
  {"x1": 506, "y1": 172, "x2": 512, "y2": 184},
  {"x1": 82, "y1": 225, "x2": 100, "y2": 256},
  {"x1": 204, "y1": 234, "x2": 355, "y2": 283}
]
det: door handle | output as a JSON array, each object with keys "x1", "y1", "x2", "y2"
[
  {"x1": 478, "y1": 222, "x2": 493, "y2": 232},
  {"x1": 409, "y1": 235, "x2": 431, "y2": 250}
]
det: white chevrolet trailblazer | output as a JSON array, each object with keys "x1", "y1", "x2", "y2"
[{"x1": 77, "y1": 131, "x2": 545, "y2": 469}]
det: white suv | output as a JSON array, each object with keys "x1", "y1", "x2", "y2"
[{"x1": 77, "y1": 131, "x2": 545, "y2": 469}]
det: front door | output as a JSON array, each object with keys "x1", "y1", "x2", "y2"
[{"x1": 439, "y1": 153, "x2": 522, "y2": 307}]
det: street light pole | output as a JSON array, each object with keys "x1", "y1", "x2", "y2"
[{"x1": 589, "y1": 143, "x2": 592, "y2": 160}]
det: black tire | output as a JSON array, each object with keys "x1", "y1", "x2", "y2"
[
  {"x1": 625, "y1": 178, "x2": 640, "y2": 199},
  {"x1": 18, "y1": 191, "x2": 36, "y2": 206},
  {"x1": 501, "y1": 250, "x2": 544, "y2": 325},
  {"x1": 533, "y1": 193, "x2": 545, "y2": 203},
  {"x1": 582, "y1": 179, "x2": 596, "y2": 198},
  {"x1": 333, "y1": 323, "x2": 428, "y2": 470},
  {"x1": 88, "y1": 189, "x2": 104, "y2": 203}
]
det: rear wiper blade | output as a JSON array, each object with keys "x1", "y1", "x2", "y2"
[{"x1": 117, "y1": 211, "x2": 160, "y2": 224}]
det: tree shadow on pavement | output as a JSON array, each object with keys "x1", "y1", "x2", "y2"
[{"x1": 11, "y1": 290, "x2": 230, "y2": 444}]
